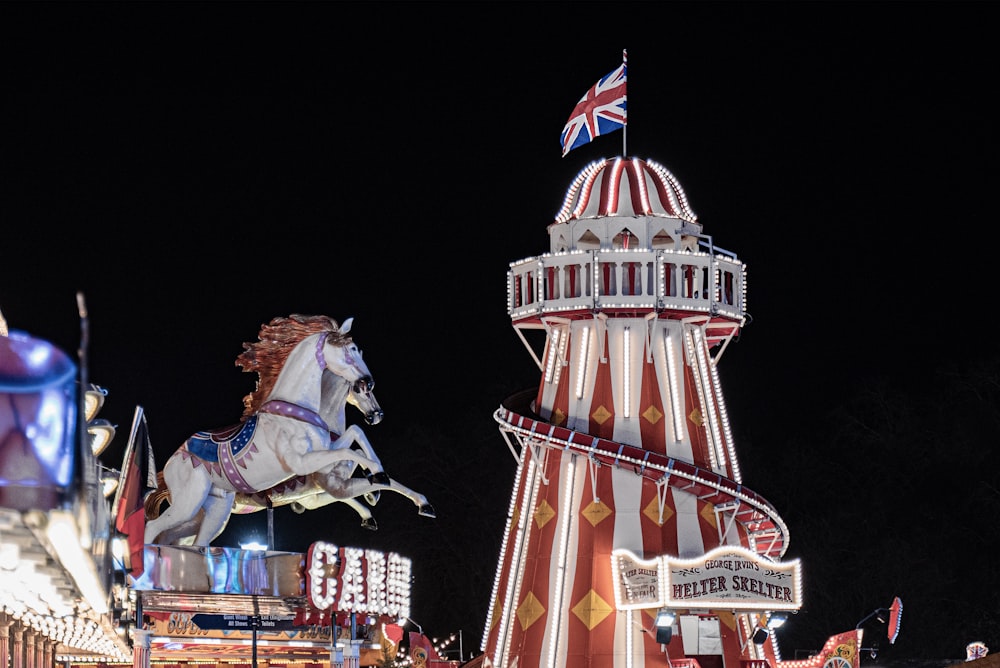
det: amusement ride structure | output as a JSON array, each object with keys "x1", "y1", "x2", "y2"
[{"x1": 481, "y1": 155, "x2": 805, "y2": 668}]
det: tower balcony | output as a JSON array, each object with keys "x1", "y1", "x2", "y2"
[{"x1": 508, "y1": 246, "x2": 747, "y2": 328}]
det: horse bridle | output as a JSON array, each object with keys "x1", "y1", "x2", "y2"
[
  {"x1": 259, "y1": 332, "x2": 376, "y2": 428},
  {"x1": 315, "y1": 332, "x2": 378, "y2": 408}
]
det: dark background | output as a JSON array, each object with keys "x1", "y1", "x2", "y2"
[{"x1": 2, "y1": 2, "x2": 997, "y2": 664}]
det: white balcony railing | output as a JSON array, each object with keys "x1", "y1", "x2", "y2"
[{"x1": 508, "y1": 248, "x2": 746, "y2": 323}]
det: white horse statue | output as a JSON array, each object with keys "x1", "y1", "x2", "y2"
[{"x1": 144, "y1": 314, "x2": 434, "y2": 546}]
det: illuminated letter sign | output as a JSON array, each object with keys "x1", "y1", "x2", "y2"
[
  {"x1": 611, "y1": 546, "x2": 801, "y2": 612},
  {"x1": 611, "y1": 551, "x2": 662, "y2": 610},
  {"x1": 306, "y1": 541, "x2": 341, "y2": 610},
  {"x1": 306, "y1": 542, "x2": 412, "y2": 619},
  {"x1": 665, "y1": 546, "x2": 800, "y2": 610}
]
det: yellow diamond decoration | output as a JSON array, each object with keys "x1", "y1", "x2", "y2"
[
  {"x1": 688, "y1": 408, "x2": 704, "y2": 426},
  {"x1": 490, "y1": 592, "x2": 502, "y2": 632},
  {"x1": 642, "y1": 404, "x2": 664, "y2": 424},
  {"x1": 571, "y1": 589, "x2": 614, "y2": 630},
  {"x1": 591, "y1": 404, "x2": 612, "y2": 425},
  {"x1": 643, "y1": 496, "x2": 675, "y2": 526},
  {"x1": 552, "y1": 407, "x2": 567, "y2": 426},
  {"x1": 517, "y1": 591, "x2": 546, "y2": 631},
  {"x1": 582, "y1": 499, "x2": 612, "y2": 526},
  {"x1": 534, "y1": 500, "x2": 555, "y2": 529},
  {"x1": 700, "y1": 501, "x2": 718, "y2": 528}
]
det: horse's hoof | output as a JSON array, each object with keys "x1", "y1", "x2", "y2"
[
  {"x1": 418, "y1": 504, "x2": 436, "y2": 518},
  {"x1": 364, "y1": 491, "x2": 380, "y2": 505},
  {"x1": 367, "y1": 471, "x2": 391, "y2": 486},
  {"x1": 361, "y1": 517, "x2": 378, "y2": 531},
  {"x1": 291, "y1": 503, "x2": 306, "y2": 514}
]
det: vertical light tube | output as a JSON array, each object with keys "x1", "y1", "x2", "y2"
[
  {"x1": 709, "y1": 357, "x2": 742, "y2": 484},
  {"x1": 575, "y1": 326, "x2": 591, "y2": 400},
  {"x1": 593, "y1": 254, "x2": 601, "y2": 298},
  {"x1": 536, "y1": 260, "x2": 544, "y2": 305},
  {"x1": 626, "y1": 609, "x2": 635, "y2": 668},
  {"x1": 664, "y1": 329, "x2": 684, "y2": 442},
  {"x1": 553, "y1": 326, "x2": 568, "y2": 385},
  {"x1": 544, "y1": 329, "x2": 562, "y2": 384},
  {"x1": 683, "y1": 328, "x2": 713, "y2": 467},
  {"x1": 690, "y1": 327, "x2": 724, "y2": 469},
  {"x1": 548, "y1": 456, "x2": 577, "y2": 668},
  {"x1": 496, "y1": 456, "x2": 542, "y2": 668},
  {"x1": 622, "y1": 326, "x2": 631, "y2": 418}
]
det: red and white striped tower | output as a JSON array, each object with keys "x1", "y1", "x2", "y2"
[{"x1": 482, "y1": 157, "x2": 801, "y2": 668}]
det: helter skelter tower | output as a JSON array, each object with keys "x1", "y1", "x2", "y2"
[{"x1": 482, "y1": 156, "x2": 803, "y2": 668}]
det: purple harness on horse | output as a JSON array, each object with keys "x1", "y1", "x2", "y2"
[
  {"x1": 184, "y1": 401, "x2": 329, "y2": 494},
  {"x1": 182, "y1": 333, "x2": 335, "y2": 494}
]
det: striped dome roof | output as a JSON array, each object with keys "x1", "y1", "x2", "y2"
[{"x1": 554, "y1": 156, "x2": 697, "y2": 224}]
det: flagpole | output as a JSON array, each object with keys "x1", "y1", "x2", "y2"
[{"x1": 622, "y1": 48, "x2": 628, "y2": 158}]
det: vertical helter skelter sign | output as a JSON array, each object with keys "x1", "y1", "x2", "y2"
[{"x1": 611, "y1": 551, "x2": 662, "y2": 610}]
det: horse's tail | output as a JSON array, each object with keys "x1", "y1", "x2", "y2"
[{"x1": 143, "y1": 470, "x2": 170, "y2": 520}]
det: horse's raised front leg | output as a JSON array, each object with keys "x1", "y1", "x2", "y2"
[
  {"x1": 333, "y1": 425, "x2": 382, "y2": 465},
  {"x1": 290, "y1": 447, "x2": 382, "y2": 478},
  {"x1": 328, "y1": 425, "x2": 390, "y2": 485},
  {"x1": 281, "y1": 426, "x2": 389, "y2": 483}
]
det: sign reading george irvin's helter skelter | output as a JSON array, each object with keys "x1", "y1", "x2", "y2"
[{"x1": 611, "y1": 545, "x2": 802, "y2": 611}]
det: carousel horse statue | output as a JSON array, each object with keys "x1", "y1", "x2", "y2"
[
  {"x1": 144, "y1": 314, "x2": 434, "y2": 547},
  {"x1": 218, "y1": 364, "x2": 436, "y2": 531}
]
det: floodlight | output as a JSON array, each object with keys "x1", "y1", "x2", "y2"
[
  {"x1": 654, "y1": 608, "x2": 675, "y2": 628},
  {"x1": 767, "y1": 612, "x2": 788, "y2": 629}
]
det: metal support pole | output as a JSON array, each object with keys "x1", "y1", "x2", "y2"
[
  {"x1": 267, "y1": 497, "x2": 274, "y2": 550},
  {"x1": 251, "y1": 597, "x2": 261, "y2": 668}
]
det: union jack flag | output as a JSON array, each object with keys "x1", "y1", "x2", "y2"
[
  {"x1": 967, "y1": 642, "x2": 989, "y2": 660},
  {"x1": 560, "y1": 50, "x2": 627, "y2": 157}
]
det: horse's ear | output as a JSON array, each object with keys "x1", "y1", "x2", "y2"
[{"x1": 340, "y1": 317, "x2": 353, "y2": 334}]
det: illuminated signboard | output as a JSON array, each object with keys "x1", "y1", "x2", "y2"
[
  {"x1": 150, "y1": 611, "x2": 332, "y2": 641},
  {"x1": 611, "y1": 546, "x2": 801, "y2": 612},
  {"x1": 305, "y1": 541, "x2": 412, "y2": 618},
  {"x1": 611, "y1": 551, "x2": 662, "y2": 610},
  {"x1": 133, "y1": 542, "x2": 413, "y2": 622}
]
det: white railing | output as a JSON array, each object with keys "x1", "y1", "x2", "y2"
[{"x1": 508, "y1": 248, "x2": 746, "y2": 322}]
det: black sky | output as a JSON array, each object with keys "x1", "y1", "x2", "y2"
[{"x1": 2, "y1": 2, "x2": 997, "y2": 663}]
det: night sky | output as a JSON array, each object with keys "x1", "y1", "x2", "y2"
[{"x1": 3, "y1": 3, "x2": 998, "y2": 664}]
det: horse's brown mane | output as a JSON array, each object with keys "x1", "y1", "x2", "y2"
[{"x1": 236, "y1": 314, "x2": 352, "y2": 420}]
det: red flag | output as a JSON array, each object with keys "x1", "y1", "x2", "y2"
[
  {"x1": 112, "y1": 407, "x2": 156, "y2": 578},
  {"x1": 409, "y1": 631, "x2": 441, "y2": 665},
  {"x1": 379, "y1": 622, "x2": 404, "y2": 660},
  {"x1": 383, "y1": 623, "x2": 404, "y2": 646},
  {"x1": 887, "y1": 596, "x2": 903, "y2": 644}
]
